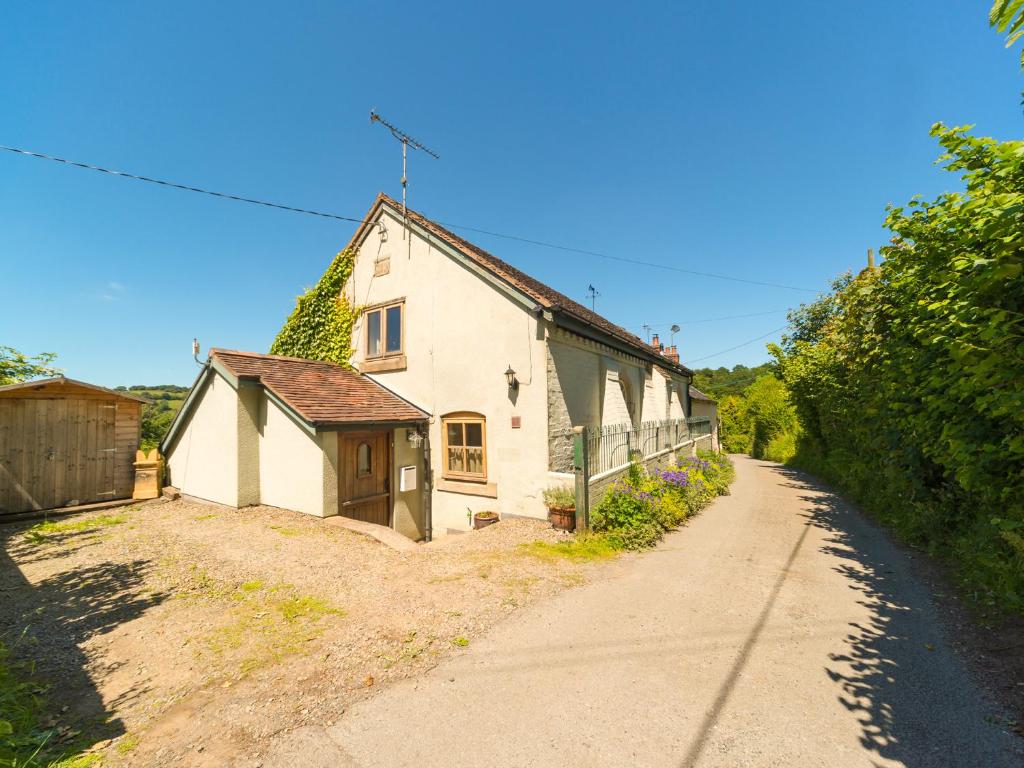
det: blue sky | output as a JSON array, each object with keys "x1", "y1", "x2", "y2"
[{"x1": 1, "y1": 1, "x2": 1020, "y2": 386}]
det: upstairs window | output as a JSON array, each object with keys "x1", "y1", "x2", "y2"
[
  {"x1": 442, "y1": 413, "x2": 487, "y2": 481},
  {"x1": 365, "y1": 300, "x2": 404, "y2": 359}
]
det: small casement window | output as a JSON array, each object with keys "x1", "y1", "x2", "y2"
[
  {"x1": 442, "y1": 413, "x2": 487, "y2": 481},
  {"x1": 365, "y1": 301, "x2": 404, "y2": 359},
  {"x1": 356, "y1": 442, "x2": 372, "y2": 477}
]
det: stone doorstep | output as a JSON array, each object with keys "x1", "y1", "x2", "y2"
[{"x1": 323, "y1": 515, "x2": 419, "y2": 553}]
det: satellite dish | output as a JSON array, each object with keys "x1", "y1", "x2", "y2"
[{"x1": 670, "y1": 324, "x2": 680, "y2": 334}]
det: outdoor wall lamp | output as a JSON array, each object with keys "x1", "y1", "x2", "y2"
[
  {"x1": 504, "y1": 365, "x2": 519, "y2": 391},
  {"x1": 406, "y1": 427, "x2": 424, "y2": 447}
]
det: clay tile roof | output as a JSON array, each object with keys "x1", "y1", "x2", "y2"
[
  {"x1": 210, "y1": 349, "x2": 427, "y2": 425},
  {"x1": 689, "y1": 384, "x2": 715, "y2": 403},
  {"x1": 366, "y1": 194, "x2": 692, "y2": 376}
]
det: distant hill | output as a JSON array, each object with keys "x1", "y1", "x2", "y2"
[
  {"x1": 692, "y1": 363, "x2": 774, "y2": 400},
  {"x1": 116, "y1": 384, "x2": 190, "y2": 450}
]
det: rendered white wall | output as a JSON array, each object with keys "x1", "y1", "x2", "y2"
[
  {"x1": 165, "y1": 372, "x2": 239, "y2": 507},
  {"x1": 257, "y1": 393, "x2": 327, "y2": 517},
  {"x1": 346, "y1": 208, "x2": 550, "y2": 534}
]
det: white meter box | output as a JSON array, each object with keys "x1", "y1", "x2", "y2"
[{"x1": 399, "y1": 465, "x2": 417, "y2": 492}]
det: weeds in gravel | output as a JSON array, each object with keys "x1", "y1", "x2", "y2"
[
  {"x1": 205, "y1": 581, "x2": 344, "y2": 676},
  {"x1": 379, "y1": 631, "x2": 436, "y2": 670},
  {"x1": 115, "y1": 734, "x2": 139, "y2": 755},
  {"x1": 451, "y1": 636, "x2": 470, "y2": 647},
  {"x1": 520, "y1": 532, "x2": 621, "y2": 563},
  {"x1": 22, "y1": 514, "x2": 127, "y2": 545}
]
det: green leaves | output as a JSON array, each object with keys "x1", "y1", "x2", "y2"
[
  {"x1": 0, "y1": 346, "x2": 61, "y2": 386},
  {"x1": 991, "y1": 0, "x2": 1024, "y2": 65},
  {"x1": 775, "y1": 123, "x2": 1024, "y2": 614},
  {"x1": 269, "y1": 248, "x2": 359, "y2": 366}
]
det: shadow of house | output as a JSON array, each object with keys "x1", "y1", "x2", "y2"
[
  {"x1": 0, "y1": 519, "x2": 169, "y2": 758},
  {"x1": 768, "y1": 464, "x2": 1021, "y2": 768}
]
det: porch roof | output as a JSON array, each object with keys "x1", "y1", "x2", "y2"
[{"x1": 210, "y1": 349, "x2": 428, "y2": 427}]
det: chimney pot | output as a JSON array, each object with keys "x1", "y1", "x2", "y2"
[{"x1": 651, "y1": 334, "x2": 660, "y2": 350}]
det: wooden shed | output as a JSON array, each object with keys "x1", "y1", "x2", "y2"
[{"x1": 0, "y1": 377, "x2": 144, "y2": 516}]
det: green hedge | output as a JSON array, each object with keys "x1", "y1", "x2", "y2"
[{"x1": 771, "y1": 124, "x2": 1024, "y2": 613}]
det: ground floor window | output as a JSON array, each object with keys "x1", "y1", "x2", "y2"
[{"x1": 442, "y1": 413, "x2": 487, "y2": 481}]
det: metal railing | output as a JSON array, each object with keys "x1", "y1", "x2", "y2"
[{"x1": 584, "y1": 417, "x2": 711, "y2": 477}]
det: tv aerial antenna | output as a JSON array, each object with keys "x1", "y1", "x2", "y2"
[
  {"x1": 587, "y1": 284, "x2": 601, "y2": 312},
  {"x1": 370, "y1": 110, "x2": 439, "y2": 227}
]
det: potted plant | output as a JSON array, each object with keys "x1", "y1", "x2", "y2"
[
  {"x1": 473, "y1": 510, "x2": 499, "y2": 530},
  {"x1": 542, "y1": 486, "x2": 576, "y2": 531}
]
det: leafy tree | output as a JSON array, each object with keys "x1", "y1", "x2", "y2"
[
  {"x1": 743, "y1": 375, "x2": 799, "y2": 462},
  {"x1": 693, "y1": 362, "x2": 774, "y2": 400},
  {"x1": 717, "y1": 394, "x2": 752, "y2": 453},
  {"x1": 991, "y1": 0, "x2": 1024, "y2": 66},
  {"x1": 0, "y1": 346, "x2": 60, "y2": 385},
  {"x1": 141, "y1": 407, "x2": 176, "y2": 451}
]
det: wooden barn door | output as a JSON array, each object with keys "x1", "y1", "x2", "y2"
[
  {"x1": 338, "y1": 431, "x2": 391, "y2": 527},
  {"x1": 0, "y1": 398, "x2": 117, "y2": 515}
]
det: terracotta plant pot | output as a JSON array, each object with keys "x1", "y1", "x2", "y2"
[
  {"x1": 548, "y1": 506, "x2": 576, "y2": 532},
  {"x1": 474, "y1": 512, "x2": 499, "y2": 530}
]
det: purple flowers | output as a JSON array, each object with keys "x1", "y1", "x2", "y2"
[{"x1": 658, "y1": 469, "x2": 691, "y2": 488}]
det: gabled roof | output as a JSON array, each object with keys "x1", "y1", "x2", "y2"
[
  {"x1": 209, "y1": 349, "x2": 428, "y2": 426},
  {"x1": 0, "y1": 376, "x2": 147, "y2": 402},
  {"x1": 348, "y1": 194, "x2": 693, "y2": 377},
  {"x1": 689, "y1": 384, "x2": 715, "y2": 403}
]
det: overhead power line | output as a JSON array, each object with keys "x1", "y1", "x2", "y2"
[
  {"x1": 435, "y1": 222, "x2": 820, "y2": 293},
  {"x1": 643, "y1": 308, "x2": 791, "y2": 327},
  {"x1": 1, "y1": 143, "x2": 821, "y2": 294},
  {"x1": 0, "y1": 144, "x2": 368, "y2": 224},
  {"x1": 685, "y1": 326, "x2": 788, "y2": 363}
]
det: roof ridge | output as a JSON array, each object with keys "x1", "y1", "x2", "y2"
[
  {"x1": 366, "y1": 195, "x2": 691, "y2": 376},
  {"x1": 210, "y1": 348, "x2": 348, "y2": 368}
]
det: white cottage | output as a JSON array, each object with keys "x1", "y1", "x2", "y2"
[{"x1": 163, "y1": 194, "x2": 701, "y2": 540}]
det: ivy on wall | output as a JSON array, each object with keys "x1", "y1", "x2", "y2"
[{"x1": 269, "y1": 248, "x2": 359, "y2": 366}]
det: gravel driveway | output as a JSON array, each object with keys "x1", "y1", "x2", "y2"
[
  {"x1": 0, "y1": 499, "x2": 609, "y2": 766},
  {"x1": 267, "y1": 456, "x2": 1023, "y2": 768}
]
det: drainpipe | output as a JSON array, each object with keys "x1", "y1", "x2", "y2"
[{"x1": 422, "y1": 423, "x2": 432, "y2": 542}]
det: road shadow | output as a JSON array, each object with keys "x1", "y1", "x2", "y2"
[
  {"x1": 0, "y1": 518, "x2": 169, "y2": 758},
  {"x1": 767, "y1": 463, "x2": 1021, "y2": 768}
]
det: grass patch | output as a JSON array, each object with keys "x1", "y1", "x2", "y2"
[
  {"x1": 0, "y1": 637, "x2": 108, "y2": 768},
  {"x1": 191, "y1": 513, "x2": 217, "y2": 522},
  {"x1": 204, "y1": 580, "x2": 344, "y2": 676},
  {"x1": 451, "y1": 636, "x2": 470, "y2": 647},
  {"x1": 23, "y1": 514, "x2": 127, "y2": 544},
  {"x1": 268, "y1": 525, "x2": 303, "y2": 537},
  {"x1": 116, "y1": 734, "x2": 139, "y2": 755},
  {"x1": 520, "y1": 532, "x2": 622, "y2": 563}
]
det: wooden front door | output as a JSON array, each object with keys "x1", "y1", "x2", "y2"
[{"x1": 338, "y1": 431, "x2": 391, "y2": 527}]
